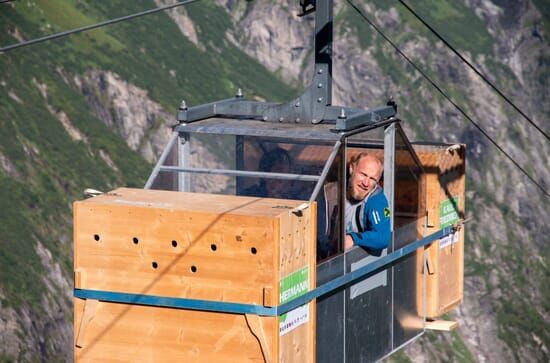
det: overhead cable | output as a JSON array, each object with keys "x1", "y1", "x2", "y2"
[
  {"x1": 345, "y1": 0, "x2": 549, "y2": 198},
  {"x1": 0, "y1": 0, "x2": 201, "y2": 54},
  {"x1": 397, "y1": 0, "x2": 549, "y2": 141}
]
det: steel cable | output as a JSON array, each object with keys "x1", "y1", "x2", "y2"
[
  {"x1": 397, "y1": 0, "x2": 549, "y2": 141},
  {"x1": 0, "y1": 0, "x2": 201, "y2": 54},
  {"x1": 345, "y1": 0, "x2": 549, "y2": 197}
]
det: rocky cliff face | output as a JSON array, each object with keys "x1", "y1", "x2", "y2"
[
  {"x1": 0, "y1": 1, "x2": 295, "y2": 360},
  {"x1": 75, "y1": 70, "x2": 173, "y2": 163},
  {"x1": 71, "y1": 1, "x2": 550, "y2": 361},
  {"x1": 0, "y1": 0, "x2": 547, "y2": 362},
  {"x1": 182, "y1": 1, "x2": 550, "y2": 361}
]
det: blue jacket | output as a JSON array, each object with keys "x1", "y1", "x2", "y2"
[{"x1": 347, "y1": 186, "x2": 390, "y2": 255}]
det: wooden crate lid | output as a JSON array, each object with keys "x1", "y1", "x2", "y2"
[
  {"x1": 413, "y1": 144, "x2": 465, "y2": 173},
  {"x1": 77, "y1": 188, "x2": 308, "y2": 217}
]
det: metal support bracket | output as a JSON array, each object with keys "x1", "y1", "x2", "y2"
[{"x1": 175, "y1": 0, "x2": 397, "y2": 131}]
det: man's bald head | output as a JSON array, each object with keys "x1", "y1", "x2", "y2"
[{"x1": 348, "y1": 153, "x2": 383, "y2": 201}]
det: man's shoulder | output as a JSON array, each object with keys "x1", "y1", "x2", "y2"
[{"x1": 364, "y1": 187, "x2": 388, "y2": 208}]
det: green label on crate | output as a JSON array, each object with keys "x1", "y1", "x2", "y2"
[
  {"x1": 280, "y1": 266, "x2": 309, "y2": 303},
  {"x1": 279, "y1": 266, "x2": 309, "y2": 336},
  {"x1": 439, "y1": 196, "x2": 459, "y2": 228}
]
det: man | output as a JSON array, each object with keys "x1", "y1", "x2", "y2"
[
  {"x1": 244, "y1": 147, "x2": 293, "y2": 199},
  {"x1": 343, "y1": 152, "x2": 390, "y2": 255}
]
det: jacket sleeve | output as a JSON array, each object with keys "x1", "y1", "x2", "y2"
[{"x1": 348, "y1": 193, "x2": 390, "y2": 253}]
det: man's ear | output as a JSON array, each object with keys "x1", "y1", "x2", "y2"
[{"x1": 349, "y1": 163, "x2": 353, "y2": 175}]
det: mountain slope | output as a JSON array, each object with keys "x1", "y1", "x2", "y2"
[
  {"x1": 0, "y1": 0, "x2": 297, "y2": 360},
  {"x1": 0, "y1": 0, "x2": 548, "y2": 362},
  {"x1": 223, "y1": 1, "x2": 549, "y2": 361}
]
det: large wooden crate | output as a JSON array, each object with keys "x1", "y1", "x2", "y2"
[
  {"x1": 414, "y1": 144, "x2": 466, "y2": 319},
  {"x1": 73, "y1": 188, "x2": 316, "y2": 362}
]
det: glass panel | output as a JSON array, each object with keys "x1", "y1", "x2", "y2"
[
  {"x1": 391, "y1": 126, "x2": 426, "y2": 350},
  {"x1": 148, "y1": 132, "x2": 342, "y2": 262},
  {"x1": 316, "y1": 255, "x2": 346, "y2": 363},
  {"x1": 149, "y1": 137, "x2": 179, "y2": 191},
  {"x1": 238, "y1": 136, "x2": 341, "y2": 262},
  {"x1": 392, "y1": 217, "x2": 425, "y2": 349},
  {"x1": 186, "y1": 133, "x2": 237, "y2": 195},
  {"x1": 394, "y1": 127, "x2": 426, "y2": 228},
  {"x1": 315, "y1": 146, "x2": 343, "y2": 261},
  {"x1": 236, "y1": 136, "x2": 331, "y2": 200},
  {"x1": 346, "y1": 125, "x2": 385, "y2": 144}
]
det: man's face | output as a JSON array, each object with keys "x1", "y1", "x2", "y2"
[{"x1": 348, "y1": 156, "x2": 382, "y2": 201}]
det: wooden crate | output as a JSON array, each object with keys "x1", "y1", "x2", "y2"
[
  {"x1": 73, "y1": 188, "x2": 316, "y2": 362},
  {"x1": 414, "y1": 144, "x2": 466, "y2": 319}
]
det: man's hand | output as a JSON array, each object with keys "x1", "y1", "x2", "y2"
[{"x1": 344, "y1": 235, "x2": 354, "y2": 250}]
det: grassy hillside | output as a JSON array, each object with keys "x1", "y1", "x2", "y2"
[
  {"x1": 1, "y1": 0, "x2": 548, "y2": 361},
  {"x1": 0, "y1": 1, "x2": 298, "y2": 359}
]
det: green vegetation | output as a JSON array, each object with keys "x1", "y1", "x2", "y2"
[
  {"x1": 532, "y1": 0, "x2": 550, "y2": 36},
  {"x1": 336, "y1": 6, "x2": 373, "y2": 50},
  {"x1": 0, "y1": 352, "x2": 16, "y2": 363},
  {"x1": 419, "y1": 331, "x2": 475, "y2": 363},
  {"x1": 0, "y1": 1, "x2": 546, "y2": 362},
  {"x1": 466, "y1": 181, "x2": 550, "y2": 362},
  {"x1": 0, "y1": 53, "x2": 151, "y2": 310},
  {"x1": 370, "y1": 40, "x2": 439, "y2": 139},
  {"x1": 484, "y1": 58, "x2": 521, "y2": 90},
  {"x1": 0, "y1": 174, "x2": 46, "y2": 309},
  {"x1": 0, "y1": 1, "x2": 297, "y2": 352},
  {"x1": 449, "y1": 331, "x2": 476, "y2": 363},
  {"x1": 497, "y1": 299, "x2": 550, "y2": 361},
  {"x1": 184, "y1": 1, "x2": 298, "y2": 102},
  {"x1": 338, "y1": 1, "x2": 493, "y2": 56},
  {"x1": 387, "y1": 349, "x2": 413, "y2": 363},
  {"x1": 387, "y1": 0, "x2": 493, "y2": 56}
]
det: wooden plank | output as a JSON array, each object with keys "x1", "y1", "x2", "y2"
[
  {"x1": 417, "y1": 145, "x2": 465, "y2": 319},
  {"x1": 425, "y1": 319, "x2": 458, "y2": 331},
  {"x1": 425, "y1": 173, "x2": 440, "y2": 228},
  {"x1": 79, "y1": 188, "x2": 307, "y2": 217},
  {"x1": 424, "y1": 171, "x2": 441, "y2": 318},
  {"x1": 74, "y1": 298, "x2": 272, "y2": 363},
  {"x1": 437, "y1": 168, "x2": 464, "y2": 312},
  {"x1": 74, "y1": 274, "x2": 271, "y2": 305},
  {"x1": 74, "y1": 269, "x2": 83, "y2": 289},
  {"x1": 271, "y1": 218, "x2": 281, "y2": 363},
  {"x1": 414, "y1": 144, "x2": 465, "y2": 173},
  {"x1": 75, "y1": 299, "x2": 99, "y2": 348},
  {"x1": 277, "y1": 205, "x2": 316, "y2": 363},
  {"x1": 457, "y1": 158, "x2": 466, "y2": 303},
  {"x1": 307, "y1": 203, "x2": 317, "y2": 363},
  {"x1": 245, "y1": 314, "x2": 272, "y2": 363},
  {"x1": 278, "y1": 209, "x2": 295, "y2": 363},
  {"x1": 74, "y1": 199, "x2": 277, "y2": 304}
]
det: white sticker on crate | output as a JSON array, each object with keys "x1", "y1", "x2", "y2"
[
  {"x1": 279, "y1": 266, "x2": 309, "y2": 336},
  {"x1": 439, "y1": 230, "x2": 460, "y2": 249}
]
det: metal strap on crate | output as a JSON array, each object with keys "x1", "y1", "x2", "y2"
[{"x1": 74, "y1": 226, "x2": 452, "y2": 317}]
